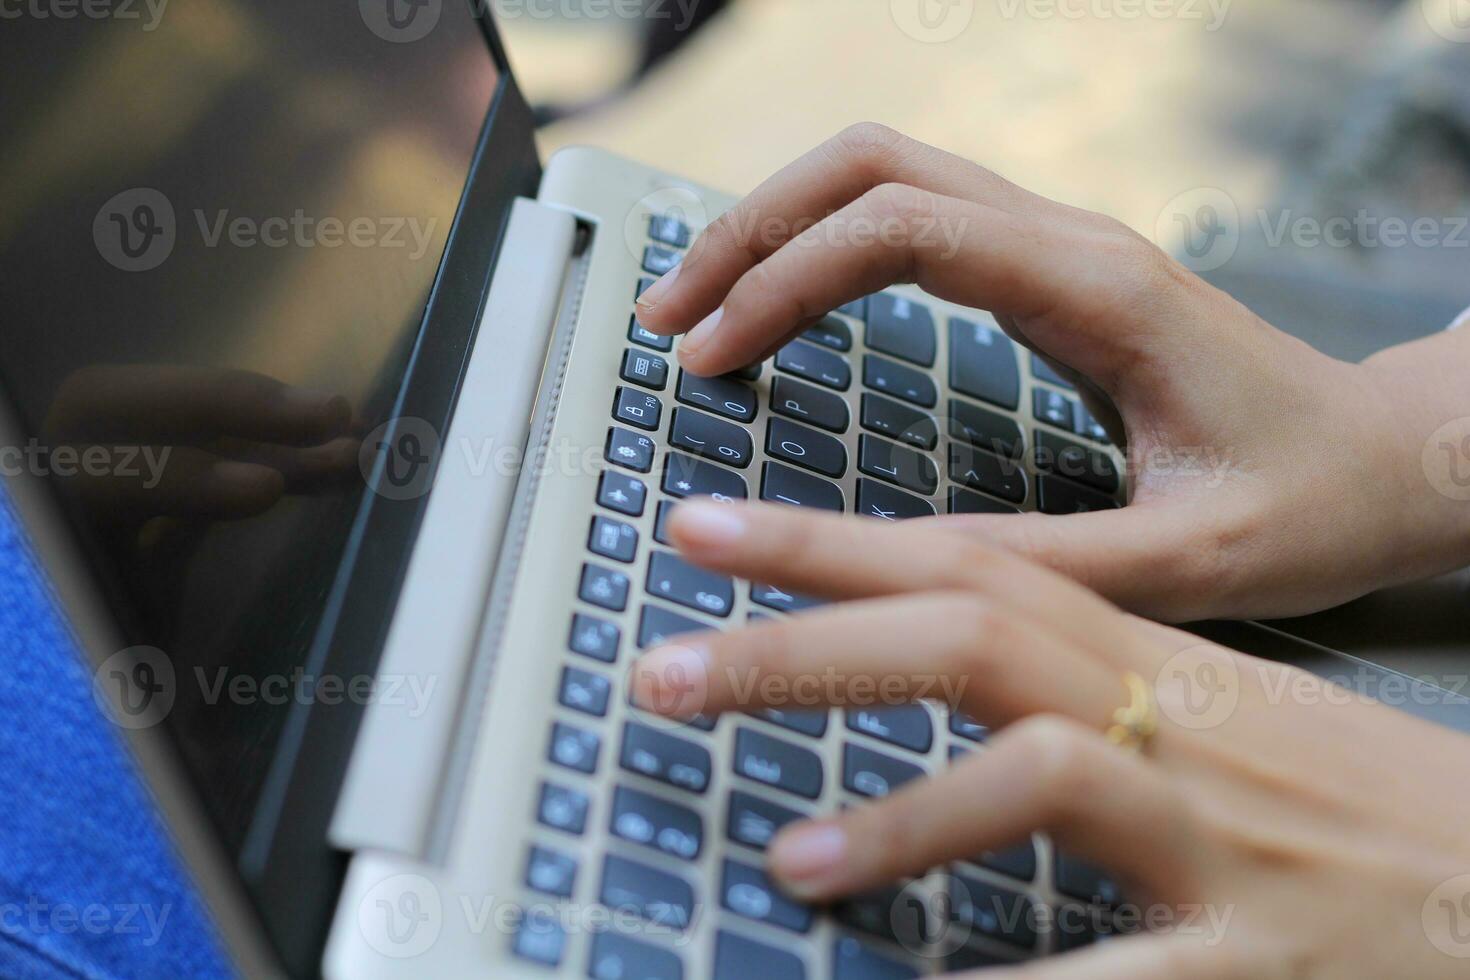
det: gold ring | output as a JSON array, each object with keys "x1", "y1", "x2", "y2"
[{"x1": 1105, "y1": 671, "x2": 1158, "y2": 753}]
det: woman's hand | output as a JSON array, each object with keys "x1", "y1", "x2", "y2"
[
  {"x1": 631, "y1": 498, "x2": 1470, "y2": 978},
  {"x1": 633, "y1": 123, "x2": 1470, "y2": 622}
]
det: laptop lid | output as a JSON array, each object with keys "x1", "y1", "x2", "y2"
[{"x1": 0, "y1": 3, "x2": 539, "y2": 972}]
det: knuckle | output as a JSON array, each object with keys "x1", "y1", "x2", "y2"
[
  {"x1": 1094, "y1": 224, "x2": 1194, "y2": 313},
  {"x1": 706, "y1": 207, "x2": 757, "y2": 259},
  {"x1": 834, "y1": 121, "x2": 906, "y2": 164},
  {"x1": 1008, "y1": 715, "x2": 1102, "y2": 812},
  {"x1": 862, "y1": 181, "x2": 935, "y2": 227}
]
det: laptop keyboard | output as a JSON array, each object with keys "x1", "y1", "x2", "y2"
[{"x1": 512, "y1": 215, "x2": 1126, "y2": 977}]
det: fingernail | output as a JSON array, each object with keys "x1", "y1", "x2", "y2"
[
  {"x1": 635, "y1": 263, "x2": 681, "y2": 311},
  {"x1": 670, "y1": 500, "x2": 746, "y2": 550},
  {"x1": 769, "y1": 823, "x2": 848, "y2": 896},
  {"x1": 679, "y1": 307, "x2": 723, "y2": 358},
  {"x1": 630, "y1": 643, "x2": 710, "y2": 718}
]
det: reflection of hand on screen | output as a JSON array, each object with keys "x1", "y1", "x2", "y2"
[{"x1": 42, "y1": 364, "x2": 358, "y2": 528}]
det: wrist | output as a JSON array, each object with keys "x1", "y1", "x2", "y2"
[{"x1": 1359, "y1": 340, "x2": 1470, "y2": 580}]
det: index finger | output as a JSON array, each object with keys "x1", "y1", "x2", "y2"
[{"x1": 633, "y1": 123, "x2": 1062, "y2": 334}]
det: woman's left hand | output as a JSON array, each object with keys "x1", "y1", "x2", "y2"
[{"x1": 631, "y1": 498, "x2": 1470, "y2": 978}]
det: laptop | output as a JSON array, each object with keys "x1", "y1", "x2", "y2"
[{"x1": 2, "y1": 3, "x2": 1466, "y2": 977}]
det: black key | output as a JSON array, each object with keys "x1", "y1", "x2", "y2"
[
  {"x1": 949, "y1": 317, "x2": 1019, "y2": 410},
  {"x1": 549, "y1": 722, "x2": 600, "y2": 774},
  {"x1": 1031, "y1": 351, "x2": 1074, "y2": 389},
  {"x1": 676, "y1": 370, "x2": 757, "y2": 423},
  {"x1": 630, "y1": 314, "x2": 674, "y2": 352},
  {"x1": 855, "y1": 478, "x2": 935, "y2": 520},
  {"x1": 647, "y1": 550, "x2": 734, "y2": 618},
  {"x1": 949, "y1": 711, "x2": 988, "y2": 742},
  {"x1": 610, "y1": 785, "x2": 704, "y2": 860},
  {"x1": 727, "y1": 790, "x2": 806, "y2": 850},
  {"x1": 721, "y1": 858, "x2": 813, "y2": 933},
  {"x1": 1055, "y1": 854, "x2": 1122, "y2": 905},
  {"x1": 713, "y1": 931, "x2": 805, "y2": 980},
  {"x1": 948, "y1": 398, "x2": 1023, "y2": 458},
  {"x1": 834, "y1": 885, "x2": 921, "y2": 948},
  {"x1": 730, "y1": 361, "x2": 763, "y2": 382},
  {"x1": 642, "y1": 245, "x2": 680, "y2": 277},
  {"x1": 637, "y1": 276, "x2": 656, "y2": 300},
  {"x1": 776, "y1": 340, "x2": 851, "y2": 391},
  {"x1": 654, "y1": 500, "x2": 677, "y2": 545},
  {"x1": 649, "y1": 213, "x2": 690, "y2": 248},
  {"x1": 950, "y1": 873, "x2": 1039, "y2": 950},
  {"x1": 761, "y1": 461, "x2": 844, "y2": 512},
  {"x1": 771, "y1": 377, "x2": 850, "y2": 433},
  {"x1": 1034, "y1": 430, "x2": 1120, "y2": 494},
  {"x1": 621, "y1": 721, "x2": 712, "y2": 793},
  {"x1": 832, "y1": 935, "x2": 920, "y2": 980},
  {"x1": 858, "y1": 434, "x2": 937, "y2": 495},
  {"x1": 1074, "y1": 402, "x2": 1110, "y2": 443},
  {"x1": 734, "y1": 728, "x2": 823, "y2": 799},
  {"x1": 598, "y1": 470, "x2": 646, "y2": 517},
  {"x1": 664, "y1": 453, "x2": 748, "y2": 501},
  {"x1": 947, "y1": 743, "x2": 971, "y2": 762},
  {"x1": 589, "y1": 516, "x2": 638, "y2": 563},
  {"x1": 845, "y1": 705, "x2": 933, "y2": 753},
  {"x1": 757, "y1": 708, "x2": 829, "y2": 738},
  {"x1": 600, "y1": 854, "x2": 695, "y2": 931},
  {"x1": 560, "y1": 666, "x2": 612, "y2": 717},
  {"x1": 767, "y1": 417, "x2": 848, "y2": 478},
  {"x1": 637, "y1": 605, "x2": 711, "y2": 649},
  {"x1": 948, "y1": 443, "x2": 1027, "y2": 504},
  {"x1": 606, "y1": 427, "x2": 656, "y2": 473},
  {"x1": 948, "y1": 488, "x2": 1020, "y2": 515},
  {"x1": 570, "y1": 613, "x2": 620, "y2": 663},
  {"x1": 750, "y1": 583, "x2": 823, "y2": 614},
  {"x1": 842, "y1": 743, "x2": 924, "y2": 798},
  {"x1": 980, "y1": 840, "x2": 1038, "y2": 883},
  {"x1": 537, "y1": 781, "x2": 589, "y2": 834},
  {"x1": 525, "y1": 845, "x2": 578, "y2": 898},
  {"x1": 1037, "y1": 474, "x2": 1119, "y2": 514},
  {"x1": 804, "y1": 315, "x2": 853, "y2": 351},
  {"x1": 861, "y1": 354, "x2": 936, "y2": 408},
  {"x1": 860, "y1": 394, "x2": 937, "y2": 450},
  {"x1": 621, "y1": 348, "x2": 670, "y2": 390},
  {"x1": 839, "y1": 296, "x2": 869, "y2": 321},
  {"x1": 580, "y1": 563, "x2": 630, "y2": 612},
  {"x1": 512, "y1": 908, "x2": 567, "y2": 966},
  {"x1": 1033, "y1": 387, "x2": 1075, "y2": 430},
  {"x1": 614, "y1": 387, "x2": 663, "y2": 431},
  {"x1": 588, "y1": 932, "x2": 684, "y2": 980},
  {"x1": 670, "y1": 408, "x2": 752, "y2": 468},
  {"x1": 866, "y1": 293, "x2": 936, "y2": 367}
]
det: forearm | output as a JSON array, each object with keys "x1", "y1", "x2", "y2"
[{"x1": 1360, "y1": 318, "x2": 1470, "y2": 579}]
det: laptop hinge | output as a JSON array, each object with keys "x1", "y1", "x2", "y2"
[{"x1": 327, "y1": 198, "x2": 577, "y2": 858}]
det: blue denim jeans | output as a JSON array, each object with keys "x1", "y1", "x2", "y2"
[{"x1": 0, "y1": 494, "x2": 231, "y2": 980}]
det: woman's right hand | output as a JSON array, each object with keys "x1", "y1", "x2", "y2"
[{"x1": 633, "y1": 123, "x2": 1470, "y2": 622}]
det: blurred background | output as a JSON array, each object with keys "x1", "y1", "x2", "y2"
[
  {"x1": 499, "y1": 0, "x2": 1470, "y2": 677},
  {"x1": 501, "y1": 0, "x2": 1470, "y2": 356}
]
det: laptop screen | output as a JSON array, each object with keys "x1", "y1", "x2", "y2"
[{"x1": 0, "y1": 2, "x2": 499, "y2": 853}]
